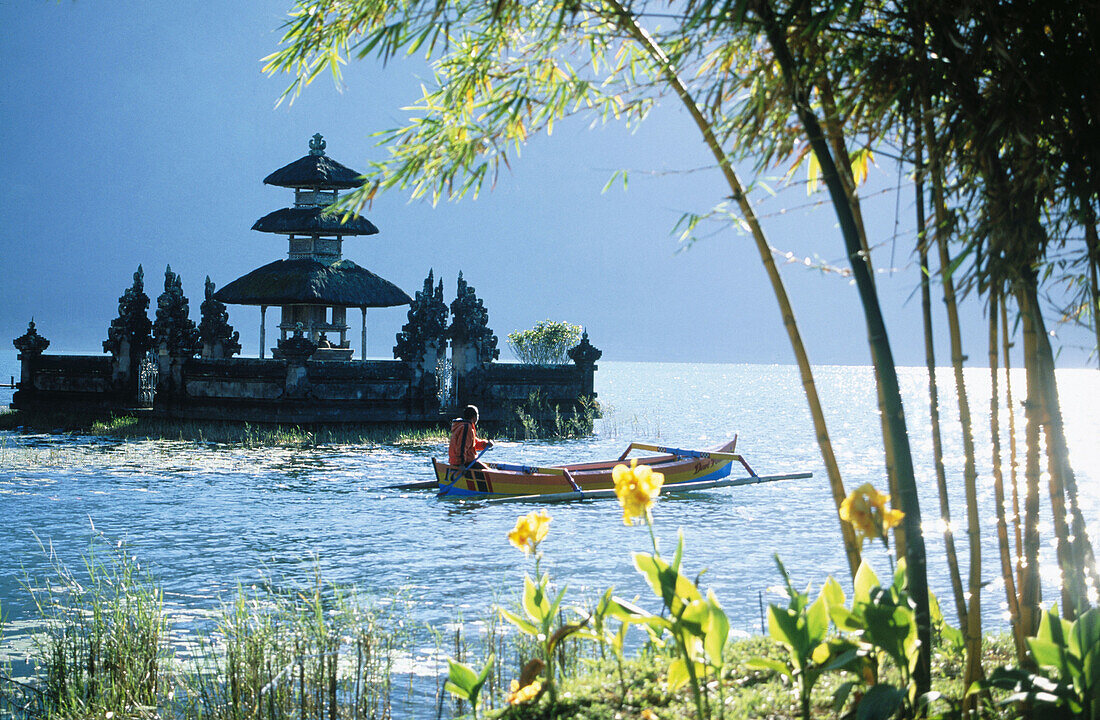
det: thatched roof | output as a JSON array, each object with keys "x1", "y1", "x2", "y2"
[
  {"x1": 252, "y1": 207, "x2": 379, "y2": 236},
  {"x1": 214, "y1": 259, "x2": 412, "y2": 308},
  {"x1": 263, "y1": 154, "x2": 363, "y2": 189}
]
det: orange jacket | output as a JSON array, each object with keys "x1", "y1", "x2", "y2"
[{"x1": 449, "y1": 420, "x2": 488, "y2": 466}]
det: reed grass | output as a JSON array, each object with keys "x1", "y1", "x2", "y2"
[
  {"x1": 17, "y1": 533, "x2": 168, "y2": 720},
  {"x1": 7, "y1": 535, "x2": 433, "y2": 720},
  {"x1": 177, "y1": 576, "x2": 418, "y2": 720}
]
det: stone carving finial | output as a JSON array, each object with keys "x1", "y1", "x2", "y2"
[
  {"x1": 199, "y1": 276, "x2": 241, "y2": 358},
  {"x1": 448, "y1": 272, "x2": 499, "y2": 363},
  {"x1": 104, "y1": 265, "x2": 153, "y2": 358},
  {"x1": 394, "y1": 269, "x2": 448, "y2": 362},
  {"x1": 14, "y1": 319, "x2": 50, "y2": 358},
  {"x1": 153, "y1": 265, "x2": 200, "y2": 358},
  {"x1": 309, "y1": 133, "x2": 326, "y2": 156},
  {"x1": 568, "y1": 329, "x2": 602, "y2": 367}
]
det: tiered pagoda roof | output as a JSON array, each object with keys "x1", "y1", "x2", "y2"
[
  {"x1": 216, "y1": 259, "x2": 410, "y2": 308},
  {"x1": 215, "y1": 134, "x2": 410, "y2": 310}
]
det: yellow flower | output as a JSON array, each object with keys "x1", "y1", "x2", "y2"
[
  {"x1": 505, "y1": 678, "x2": 542, "y2": 704},
  {"x1": 641, "y1": 709, "x2": 659, "y2": 720},
  {"x1": 508, "y1": 510, "x2": 551, "y2": 555},
  {"x1": 840, "y1": 483, "x2": 904, "y2": 547},
  {"x1": 613, "y1": 460, "x2": 665, "y2": 526}
]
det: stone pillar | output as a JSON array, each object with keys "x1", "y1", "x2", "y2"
[
  {"x1": 278, "y1": 325, "x2": 317, "y2": 399},
  {"x1": 12, "y1": 320, "x2": 49, "y2": 409},
  {"x1": 410, "y1": 338, "x2": 443, "y2": 411},
  {"x1": 259, "y1": 305, "x2": 267, "y2": 359},
  {"x1": 110, "y1": 336, "x2": 133, "y2": 389},
  {"x1": 450, "y1": 336, "x2": 487, "y2": 408}
]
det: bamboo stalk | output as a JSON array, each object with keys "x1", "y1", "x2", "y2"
[
  {"x1": 1015, "y1": 284, "x2": 1044, "y2": 640},
  {"x1": 1001, "y1": 296, "x2": 1023, "y2": 573},
  {"x1": 753, "y1": 0, "x2": 930, "y2": 691},
  {"x1": 1029, "y1": 279, "x2": 1099, "y2": 614},
  {"x1": 915, "y1": 127, "x2": 967, "y2": 630},
  {"x1": 933, "y1": 178, "x2": 984, "y2": 698},
  {"x1": 988, "y1": 284, "x2": 1028, "y2": 661}
]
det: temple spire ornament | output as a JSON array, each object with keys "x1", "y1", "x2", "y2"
[{"x1": 309, "y1": 133, "x2": 326, "y2": 156}]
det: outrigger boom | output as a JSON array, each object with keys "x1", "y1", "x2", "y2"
[{"x1": 486, "y1": 472, "x2": 813, "y2": 504}]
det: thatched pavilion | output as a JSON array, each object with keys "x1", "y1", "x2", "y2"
[{"x1": 216, "y1": 134, "x2": 411, "y2": 360}]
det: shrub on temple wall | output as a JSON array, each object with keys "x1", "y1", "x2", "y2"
[{"x1": 507, "y1": 320, "x2": 582, "y2": 366}]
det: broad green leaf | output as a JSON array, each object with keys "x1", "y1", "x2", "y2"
[
  {"x1": 833, "y1": 680, "x2": 858, "y2": 713},
  {"x1": 857, "y1": 683, "x2": 906, "y2": 720},
  {"x1": 703, "y1": 591, "x2": 729, "y2": 668},
  {"x1": 667, "y1": 657, "x2": 690, "y2": 691},
  {"x1": 807, "y1": 593, "x2": 829, "y2": 643},
  {"x1": 500, "y1": 607, "x2": 538, "y2": 636},
  {"x1": 523, "y1": 573, "x2": 551, "y2": 622},
  {"x1": 854, "y1": 561, "x2": 880, "y2": 604},
  {"x1": 446, "y1": 658, "x2": 478, "y2": 695},
  {"x1": 830, "y1": 604, "x2": 862, "y2": 632},
  {"x1": 811, "y1": 641, "x2": 831, "y2": 665},
  {"x1": 1027, "y1": 637, "x2": 1067, "y2": 673},
  {"x1": 821, "y1": 575, "x2": 846, "y2": 611},
  {"x1": 672, "y1": 530, "x2": 685, "y2": 574}
]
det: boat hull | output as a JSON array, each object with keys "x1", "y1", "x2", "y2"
[{"x1": 432, "y1": 440, "x2": 742, "y2": 498}]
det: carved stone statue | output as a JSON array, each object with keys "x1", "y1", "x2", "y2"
[
  {"x1": 395, "y1": 269, "x2": 449, "y2": 407},
  {"x1": 153, "y1": 265, "x2": 200, "y2": 359},
  {"x1": 103, "y1": 266, "x2": 153, "y2": 398},
  {"x1": 199, "y1": 276, "x2": 241, "y2": 358}
]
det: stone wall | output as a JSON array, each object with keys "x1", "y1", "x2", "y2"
[
  {"x1": 12, "y1": 355, "x2": 124, "y2": 410},
  {"x1": 157, "y1": 357, "x2": 418, "y2": 423}
]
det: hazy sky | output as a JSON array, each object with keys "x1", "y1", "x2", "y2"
[{"x1": 1, "y1": 1, "x2": 1094, "y2": 369}]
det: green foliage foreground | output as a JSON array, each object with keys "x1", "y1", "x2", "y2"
[{"x1": 3, "y1": 528, "x2": 1067, "y2": 720}]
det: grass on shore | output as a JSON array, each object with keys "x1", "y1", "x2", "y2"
[{"x1": 0, "y1": 407, "x2": 447, "y2": 447}]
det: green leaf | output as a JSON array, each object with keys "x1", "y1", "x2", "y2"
[
  {"x1": 703, "y1": 590, "x2": 729, "y2": 668},
  {"x1": 445, "y1": 658, "x2": 478, "y2": 697},
  {"x1": 821, "y1": 575, "x2": 846, "y2": 611},
  {"x1": 833, "y1": 680, "x2": 858, "y2": 713},
  {"x1": 500, "y1": 607, "x2": 538, "y2": 636},
  {"x1": 667, "y1": 657, "x2": 690, "y2": 691},
  {"x1": 806, "y1": 593, "x2": 829, "y2": 643},
  {"x1": 1027, "y1": 637, "x2": 1067, "y2": 674},
  {"x1": 854, "y1": 561, "x2": 880, "y2": 604},
  {"x1": 857, "y1": 683, "x2": 906, "y2": 720},
  {"x1": 523, "y1": 573, "x2": 551, "y2": 622}
]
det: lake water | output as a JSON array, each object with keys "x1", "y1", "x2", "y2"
[{"x1": 1, "y1": 360, "x2": 1097, "y2": 709}]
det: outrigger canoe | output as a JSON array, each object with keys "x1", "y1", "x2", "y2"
[{"x1": 426, "y1": 439, "x2": 764, "y2": 499}]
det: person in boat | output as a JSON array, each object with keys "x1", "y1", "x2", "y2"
[{"x1": 449, "y1": 404, "x2": 493, "y2": 470}]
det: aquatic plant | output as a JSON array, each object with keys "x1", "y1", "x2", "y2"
[{"x1": 21, "y1": 532, "x2": 169, "y2": 719}]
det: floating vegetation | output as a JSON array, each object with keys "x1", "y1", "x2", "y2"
[{"x1": 0, "y1": 409, "x2": 447, "y2": 448}]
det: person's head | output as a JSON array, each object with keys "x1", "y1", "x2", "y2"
[{"x1": 463, "y1": 405, "x2": 479, "y2": 423}]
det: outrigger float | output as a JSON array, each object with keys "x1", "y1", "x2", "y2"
[{"x1": 387, "y1": 438, "x2": 812, "y2": 502}]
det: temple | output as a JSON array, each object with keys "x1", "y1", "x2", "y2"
[{"x1": 11, "y1": 135, "x2": 600, "y2": 429}]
